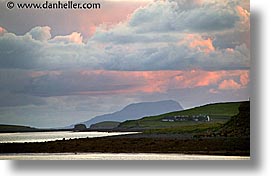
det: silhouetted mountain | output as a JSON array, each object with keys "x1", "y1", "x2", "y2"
[
  {"x1": 0, "y1": 124, "x2": 37, "y2": 132},
  {"x1": 78, "y1": 100, "x2": 183, "y2": 127}
]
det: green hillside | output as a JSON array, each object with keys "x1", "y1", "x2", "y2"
[
  {"x1": 90, "y1": 121, "x2": 120, "y2": 129},
  {"x1": 118, "y1": 101, "x2": 244, "y2": 130},
  {"x1": 215, "y1": 101, "x2": 250, "y2": 137}
]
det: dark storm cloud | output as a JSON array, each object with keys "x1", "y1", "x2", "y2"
[
  {"x1": 213, "y1": 30, "x2": 250, "y2": 49},
  {"x1": 0, "y1": 69, "x2": 46, "y2": 107},
  {"x1": 0, "y1": 69, "x2": 31, "y2": 92},
  {"x1": 20, "y1": 71, "x2": 144, "y2": 97},
  {"x1": 0, "y1": 33, "x2": 43, "y2": 69},
  {"x1": 173, "y1": 7, "x2": 239, "y2": 32}
]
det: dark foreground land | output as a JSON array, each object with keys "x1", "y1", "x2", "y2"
[
  {"x1": 0, "y1": 134, "x2": 249, "y2": 156},
  {"x1": 0, "y1": 102, "x2": 250, "y2": 156}
]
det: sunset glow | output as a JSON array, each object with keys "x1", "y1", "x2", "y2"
[{"x1": 0, "y1": 0, "x2": 250, "y2": 127}]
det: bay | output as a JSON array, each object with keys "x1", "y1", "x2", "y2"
[{"x1": 0, "y1": 131, "x2": 250, "y2": 160}]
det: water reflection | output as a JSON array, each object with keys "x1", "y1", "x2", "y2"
[
  {"x1": 0, "y1": 153, "x2": 250, "y2": 160},
  {"x1": 0, "y1": 131, "x2": 138, "y2": 143}
]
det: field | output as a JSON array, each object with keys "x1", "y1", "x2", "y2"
[
  {"x1": 90, "y1": 121, "x2": 120, "y2": 129},
  {"x1": 118, "y1": 102, "x2": 242, "y2": 130}
]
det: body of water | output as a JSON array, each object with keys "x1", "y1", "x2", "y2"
[
  {"x1": 0, "y1": 132, "x2": 250, "y2": 160},
  {"x1": 0, "y1": 153, "x2": 250, "y2": 160},
  {"x1": 0, "y1": 131, "x2": 138, "y2": 143}
]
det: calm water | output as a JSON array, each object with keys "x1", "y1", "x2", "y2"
[
  {"x1": 0, "y1": 132, "x2": 250, "y2": 160},
  {"x1": 0, "y1": 131, "x2": 138, "y2": 143},
  {"x1": 0, "y1": 153, "x2": 250, "y2": 160}
]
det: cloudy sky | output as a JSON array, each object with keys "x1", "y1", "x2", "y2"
[{"x1": 0, "y1": 0, "x2": 250, "y2": 128}]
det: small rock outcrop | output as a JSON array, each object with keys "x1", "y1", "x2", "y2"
[{"x1": 73, "y1": 124, "x2": 87, "y2": 131}]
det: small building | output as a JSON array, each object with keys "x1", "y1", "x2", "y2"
[
  {"x1": 162, "y1": 114, "x2": 210, "y2": 122},
  {"x1": 161, "y1": 117, "x2": 175, "y2": 122}
]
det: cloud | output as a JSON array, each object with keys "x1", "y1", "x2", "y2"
[
  {"x1": 21, "y1": 70, "x2": 144, "y2": 97},
  {"x1": 0, "y1": 68, "x2": 249, "y2": 109},
  {"x1": 129, "y1": 0, "x2": 240, "y2": 33},
  {"x1": 168, "y1": 0, "x2": 203, "y2": 10},
  {"x1": 51, "y1": 32, "x2": 83, "y2": 44},
  {"x1": 218, "y1": 79, "x2": 242, "y2": 90},
  {"x1": 0, "y1": 69, "x2": 32, "y2": 92},
  {"x1": 28, "y1": 26, "x2": 51, "y2": 42},
  {"x1": 213, "y1": 30, "x2": 250, "y2": 49},
  {"x1": 16, "y1": 69, "x2": 249, "y2": 97},
  {"x1": 0, "y1": 29, "x2": 250, "y2": 71},
  {"x1": 0, "y1": 0, "x2": 150, "y2": 38},
  {"x1": 0, "y1": 32, "x2": 43, "y2": 69},
  {"x1": 92, "y1": 23, "x2": 179, "y2": 44},
  {"x1": 0, "y1": 26, "x2": 6, "y2": 35},
  {"x1": 0, "y1": 92, "x2": 46, "y2": 107},
  {"x1": 174, "y1": 5, "x2": 239, "y2": 32},
  {"x1": 0, "y1": 0, "x2": 250, "y2": 71},
  {"x1": 128, "y1": 1, "x2": 177, "y2": 33},
  {"x1": 178, "y1": 34, "x2": 215, "y2": 54},
  {"x1": 236, "y1": 5, "x2": 250, "y2": 30},
  {"x1": 0, "y1": 0, "x2": 250, "y2": 128},
  {"x1": 240, "y1": 71, "x2": 249, "y2": 86}
]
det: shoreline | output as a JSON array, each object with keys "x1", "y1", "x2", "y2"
[
  {"x1": 0, "y1": 152, "x2": 250, "y2": 160},
  {"x1": 0, "y1": 133, "x2": 250, "y2": 156}
]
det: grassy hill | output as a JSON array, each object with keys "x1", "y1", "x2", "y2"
[
  {"x1": 213, "y1": 101, "x2": 250, "y2": 137},
  {"x1": 117, "y1": 101, "x2": 244, "y2": 131},
  {"x1": 90, "y1": 121, "x2": 120, "y2": 130}
]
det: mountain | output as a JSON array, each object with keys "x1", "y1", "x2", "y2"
[{"x1": 79, "y1": 100, "x2": 183, "y2": 127}]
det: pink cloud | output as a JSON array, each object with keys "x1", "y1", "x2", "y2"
[
  {"x1": 236, "y1": 5, "x2": 250, "y2": 19},
  {"x1": 89, "y1": 25, "x2": 97, "y2": 36},
  {"x1": 240, "y1": 71, "x2": 249, "y2": 86},
  {"x1": 52, "y1": 32, "x2": 83, "y2": 44},
  {"x1": 29, "y1": 71, "x2": 62, "y2": 78},
  {"x1": 77, "y1": 69, "x2": 249, "y2": 94},
  {"x1": 28, "y1": 69, "x2": 249, "y2": 96},
  {"x1": 236, "y1": 5, "x2": 250, "y2": 31},
  {"x1": 0, "y1": 26, "x2": 6, "y2": 35},
  {"x1": 75, "y1": 1, "x2": 150, "y2": 37},
  {"x1": 218, "y1": 79, "x2": 242, "y2": 90},
  {"x1": 179, "y1": 34, "x2": 215, "y2": 54}
]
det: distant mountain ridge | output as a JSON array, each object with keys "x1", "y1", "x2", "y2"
[
  {"x1": 78, "y1": 100, "x2": 183, "y2": 127},
  {"x1": 0, "y1": 124, "x2": 37, "y2": 132}
]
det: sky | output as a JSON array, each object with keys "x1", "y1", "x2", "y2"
[{"x1": 0, "y1": 0, "x2": 250, "y2": 128}]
